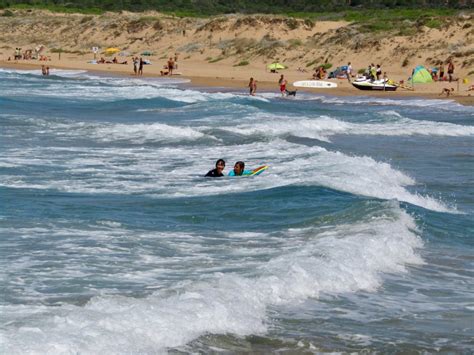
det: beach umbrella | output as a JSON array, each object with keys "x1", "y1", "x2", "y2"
[
  {"x1": 141, "y1": 51, "x2": 153, "y2": 56},
  {"x1": 267, "y1": 62, "x2": 286, "y2": 70},
  {"x1": 35, "y1": 44, "x2": 45, "y2": 53},
  {"x1": 105, "y1": 47, "x2": 120, "y2": 55}
]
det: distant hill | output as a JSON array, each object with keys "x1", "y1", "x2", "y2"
[{"x1": 0, "y1": 0, "x2": 472, "y2": 15}]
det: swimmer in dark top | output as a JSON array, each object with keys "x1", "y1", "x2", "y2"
[{"x1": 205, "y1": 159, "x2": 225, "y2": 177}]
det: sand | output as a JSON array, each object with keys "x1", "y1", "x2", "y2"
[{"x1": 1, "y1": 10, "x2": 473, "y2": 105}]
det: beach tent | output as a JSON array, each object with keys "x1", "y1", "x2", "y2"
[
  {"x1": 104, "y1": 47, "x2": 120, "y2": 55},
  {"x1": 328, "y1": 65, "x2": 348, "y2": 79},
  {"x1": 411, "y1": 65, "x2": 433, "y2": 84},
  {"x1": 267, "y1": 62, "x2": 286, "y2": 70},
  {"x1": 141, "y1": 51, "x2": 153, "y2": 56}
]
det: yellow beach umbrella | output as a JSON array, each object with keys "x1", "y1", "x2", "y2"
[
  {"x1": 267, "y1": 62, "x2": 286, "y2": 70},
  {"x1": 105, "y1": 47, "x2": 120, "y2": 54}
]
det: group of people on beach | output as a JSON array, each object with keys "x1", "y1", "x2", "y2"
[
  {"x1": 160, "y1": 54, "x2": 178, "y2": 76},
  {"x1": 313, "y1": 66, "x2": 327, "y2": 80},
  {"x1": 205, "y1": 159, "x2": 251, "y2": 177},
  {"x1": 9, "y1": 48, "x2": 50, "y2": 62},
  {"x1": 133, "y1": 57, "x2": 144, "y2": 76},
  {"x1": 247, "y1": 74, "x2": 297, "y2": 97},
  {"x1": 430, "y1": 60, "x2": 455, "y2": 82}
]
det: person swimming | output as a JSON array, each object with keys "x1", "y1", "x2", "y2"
[
  {"x1": 228, "y1": 161, "x2": 252, "y2": 176},
  {"x1": 205, "y1": 159, "x2": 226, "y2": 177}
]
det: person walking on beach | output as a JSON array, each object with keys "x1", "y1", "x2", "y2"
[
  {"x1": 278, "y1": 74, "x2": 287, "y2": 96},
  {"x1": 447, "y1": 60, "x2": 454, "y2": 83},
  {"x1": 346, "y1": 62, "x2": 352, "y2": 82},
  {"x1": 249, "y1": 77, "x2": 257, "y2": 96}
]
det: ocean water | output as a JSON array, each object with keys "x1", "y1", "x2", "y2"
[{"x1": 1, "y1": 68, "x2": 473, "y2": 353}]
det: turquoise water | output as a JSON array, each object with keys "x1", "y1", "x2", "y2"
[{"x1": 1, "y1": 68, "x2": 473, "y2": 353}]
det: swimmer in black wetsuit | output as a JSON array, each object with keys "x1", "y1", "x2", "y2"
[{"x1": 205, "y1": 159, "x2": 225, "y2": 177}]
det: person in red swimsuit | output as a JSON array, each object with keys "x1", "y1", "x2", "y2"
[{"x1": 278, "y1": 74, "x2": 287, "y2": 96}]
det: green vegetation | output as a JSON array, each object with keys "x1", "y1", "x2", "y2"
[
  {"x1": 306, "y1": 59, "x2": 318, "y2": 67},
  {"x1": 6, "y1": 3, "x2": 102, "y2": 15},
  {"x1": 49, "y1": 48, "x2": 85, "y2": 55},
  {"x1": 209, "y1": 56, "x2": 225, "y2": 63},
  {"x1": 1, "y1": 8, "x2": 13, "y2": 15},
  {"x1": 234, "y1": 60, "x2": 249, "y2": 66},
  {"x1": 0, "y1": 1, "x2": 469, "y2": 16},
  {"x1": 425, "y1": 19, "x2": 443, "y2": 28}
]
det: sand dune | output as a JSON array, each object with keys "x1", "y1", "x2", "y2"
[{"x1": 1, "y1": 9, "x2": 473, "y2": 104}]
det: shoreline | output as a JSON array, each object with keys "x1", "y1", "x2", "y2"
[{"x1": 2, "y1": 60, "x2": 473, "y2": 106}]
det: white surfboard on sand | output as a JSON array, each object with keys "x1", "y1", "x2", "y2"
[{"x1": 293, "y1": 80, "x2": 338, "y2": 88}]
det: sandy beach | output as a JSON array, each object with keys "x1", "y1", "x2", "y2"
[{"x1": 1, "y1": 10, "x2": 473, "y2": 105}]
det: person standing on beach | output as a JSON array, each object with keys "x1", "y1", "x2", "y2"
[
  {"x1": 439, "y1": 63, "x2": 445, "y2": 81},
  {"x1": 133, "y1": 57, "x2": 138, "y2": 75},
  {"x1": 278, "y1": 74, "x2": 287, "y2": 96},
  {"x1": 138, "y1": 57, "x2": 144, "y2": 76},
  {"x1": 346, "y1": 62, "x2": 352, "y2": 82},
  {"x1": 376, "y1": 64, "x2": 382, "y2": 80},
  {"x1": 248, "y1": 77, "x2": 257, "y2": 96},
  {"x1": 174, "y1": 53, "x2": 179, "y2": 70},
  {"x1": 167, "y1": 57, "x2": 174, "y2": 76},
  {"x1": 447, "y1": 60, "x2": 454, "y2": 83}
]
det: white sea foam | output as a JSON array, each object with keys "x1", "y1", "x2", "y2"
[
  {"x1": 301, "y1": 94, "x2": 474, "y2": 113},
  {"x1": 0, "y1": 139, "x2": 454, "y2": 212},
  {"x1": 225, "y1": 113, "x2": 474, "y2": 141},
  {"x1": 0, "y1": 207, "x2": 423, "y2": 354}
]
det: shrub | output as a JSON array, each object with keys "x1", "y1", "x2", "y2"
[
  {"x1": 209, "y1": 56, "x2": 224, "y2": 63},
  {"x1": 153, "y1": 20, "x2": 163, "y2": 31},
  {"x1": 306, "y1": 59, "x2": 318, "y2": 67},
  {"x1": 287, "y1": 39, "x2": 302, "y2": 49},
  {"x1": 425, "y1": 19, "x2": 442, "y2": 29},
  {"x1": 234, "y1": 60, "x2": 249, "y2": 66},
  {"x1": 304, "y1": 19, "x2": 315, "y2": 29},
  {"x1": 2, "y1": 10, "x2": 15, "y2": 17},
  {"x1": 320, "y1": 63, "x2": 332, "y2": 70},
  {"x1": 286, "y1": 18, "x2": 299, "y2": 30},
  {"x1": 1, "y1": 9, "x2": 14, "y2": 16},
  {"x1": 402, "y1": 57, "x2": 410, "y2": 67},
  {"x1": 80, "y1": 16, "x2": 93, "y2": 24}
]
